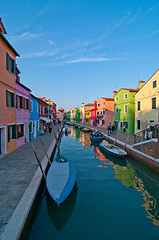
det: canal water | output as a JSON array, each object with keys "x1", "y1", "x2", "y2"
[{"x1": 25, "y1": 127, "x2": 159, "y2": 240}]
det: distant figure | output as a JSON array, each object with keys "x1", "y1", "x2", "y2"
[
  {"x1": 49, "y1": 124, "x2": 52, "y2": 135},
  {"x1": 123, "y1": 124, "x2": 126, "y2": 133},
  {"x1": 145, "y1": 129, "x2": 149, "y2": 140},
  {"x1": 108, "y1": 123, "x2": 112, "y2": 136},
  {"x1": 44, "y1": 126, "x2": 46, "y2": 134},
  {"x1": 112, "y1": 124, "x2": 115, "y2": 135}
]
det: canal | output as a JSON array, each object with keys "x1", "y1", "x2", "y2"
[{"x1": 24, "y1": 127, "x2": 159, "y2": 240}]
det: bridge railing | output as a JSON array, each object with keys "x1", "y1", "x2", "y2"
[{"x1": 134, "y1": 124, "x2": 159, "y2": 144}]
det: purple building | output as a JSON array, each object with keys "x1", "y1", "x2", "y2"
[{"x1": 16, "y1": 67, "x2": 31, "y2": 148}]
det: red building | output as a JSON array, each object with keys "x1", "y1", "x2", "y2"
[{"x1": 38, "y1": 98, "x2": 50, "y2": 128}]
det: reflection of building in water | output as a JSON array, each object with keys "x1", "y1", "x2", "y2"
[
  {"x1": 114, "y1": 163, "x2": 159, "y2": 226},
  {"x1": 80, "y1": 132, "x2": 91, "y2": 148},
  {"x1": 93, "y1": 146, "x2": 114, "y2": 168},
  {"x1": 134, "y1": 176, "x2": 159, "y2": 226},
  {"x1": 113, "y1": 163, "x2": 135, "y2": 188}
]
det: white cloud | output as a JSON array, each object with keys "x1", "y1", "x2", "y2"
[
  {"x1": 48, "y1": 40, "x2": 56, "y2": 45},
  {"x1": 21, "y1": 49, "x2": 58, "y2": 59},
  {"x1": 8, "y1": 32, "x2": 42, "y2": 42},
  {"x1": 145, "y1": 5, "x2": 158, "y2": 14}
]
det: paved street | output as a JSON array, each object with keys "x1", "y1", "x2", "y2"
[{"x1": 0, "y1": 125, "x2": 60, "y2": 235}]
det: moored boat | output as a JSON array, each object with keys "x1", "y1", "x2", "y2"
[
  {"x1": 90, "y1": 131, "x2": 104, "y2": 142},
  {"x1": 82, "y1": 128, "x2": 90, "y2": 132},
  {"x1": 99, "y1": 140, "x2": 127, "y2": 157},
  {"x1": 46, "y1": 156, "x2": 77, "y2": 205}
]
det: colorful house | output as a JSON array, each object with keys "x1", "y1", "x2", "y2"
[
  {"x1": 66, "y1": 111, "x2": 70, "y2": 121},
  {"x1": 84, "y1": 103, "x2": 94, "y2": 124},
  {"x1": 96, "y1": 98, "x2": 114, "y2": 129},
  {"x1": 30, "y1": 94, "x2": 39, "y2": 141},
  {"x1": 75, "y1": 108, "x2": 80, "y2": 123},
  {"x1": 114, "y1": 82, "x2": 144, "y2": 134},
  {"x1": 89, "y1": 100, "x2": 97, "y2": 126},
  {"x1": 0, "y1": 18, "x2": 20, "y2": 155},
  {"x1": 16, "y1": 69, "x2": 31, "y2": 147},
  {"x1": 38, "y1": 98, "x2": 51, "y2": 128},
  {"x1": 135, "y1": 71, "x2": 159, "y2": 133}
]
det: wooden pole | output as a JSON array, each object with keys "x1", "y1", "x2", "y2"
[
  {"x1": 40, "y1": 138, "x2": 51, "y2": 166},
  {"x1": 52, "y1": 123, "x2": 60, "y2": 155},
  {"x1": 32, "y1": 142, "x2": 46, "y2": 180}
]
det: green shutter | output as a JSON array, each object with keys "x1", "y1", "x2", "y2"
[
  {"x1": 8, "y1": 126, "x2": 10, "y2": 142},
  {"x1": 13, "y1": 59, "x2": 15, "y2": 75},
  {"x1": 6, "y1": 53, "x2": 9, "y2": 70},
  {"x1": 13, "y1": 125, "x2": 17, "y2": 139},
  {"x1": 6, "y1": 90, "x2": 9, "y2": 107}
]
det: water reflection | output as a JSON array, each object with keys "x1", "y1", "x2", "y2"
[{"x1": 46, "y1": 184, "x2": 78, "y2": 230}]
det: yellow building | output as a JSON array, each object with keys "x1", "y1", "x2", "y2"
[{"x1": 135, "y1": 71, "x2": 159, "y2": 133}]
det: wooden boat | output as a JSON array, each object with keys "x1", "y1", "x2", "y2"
[
  {"x1": 99, "y1": 140, "x2": 127, "y2": 157},
  {"x1": 90, "y1": 131, "x2": 104, "y2": 142},
  {"x1": 82, "y1": 128, "x2": 90, "y2": 132},
  {"x1": 46, "y1": 156, "x2": 77, "y2": 205}
]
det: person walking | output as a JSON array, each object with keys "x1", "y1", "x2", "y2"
[
  {"x1": 49, "y1": 124, "x2": 52, "y2": 135},
  {"x1": 108, "y1": 123, "x2": 112, "y2": 136}
]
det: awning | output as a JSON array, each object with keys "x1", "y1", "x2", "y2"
[{"x1": 40, "y1": 117, "x2": 51, "y2": 123}]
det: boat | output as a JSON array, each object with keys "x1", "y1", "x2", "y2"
[
  {"x1": 46, "y1": 156, "x2": 77, "y2": 205},
  {"x1": 82, "y1": 128, "x2": 90, "y2": 132},
  {"x1": 79, "y1": 126, "x2": 84, "y2": 130},
  {"x1": 99, "y1": 140, "x2": 127, "y2": 157},
  {"x1": 63, "y1": 126, "x2": 71, "y2": 133},
  {"x1": 74, "y1": 125, "x2": 78, "y2": 128},
  {"x1": 90, "y1": 131, "x2": 104, "y2": 142}
]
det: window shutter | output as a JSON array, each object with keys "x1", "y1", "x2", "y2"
[
  {"x1": 16, "y1": 95, "x2": 18, "y2": 108},
  {"x1": 6, "y1": 53, "x2": 9, "y2": 70},
  {"x1": 13, "y1": 60, "x2": 15, "y2": 75},
  {"x1": 12, "y1": 93, "x2": 15, "y2": 107},
  {"x1": 13, "y1": 125, "x2": 17, "y2": 139},
  {"x1": 23, "y1": 98, "x2": 25, "y2": 110},
  {"x1": 8, "y1": 126, "x2": 10, "y2": 142},
  {"x1": 6, "y1": 90, "x2": 9, "y2": 107}
]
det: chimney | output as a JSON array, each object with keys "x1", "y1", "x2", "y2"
[
  {"x1": 139, "y1": 81, "x2": 145, "y2": 89},
  {"x1": 113, "y1": 91, "x2": 117, "y2": 97}
]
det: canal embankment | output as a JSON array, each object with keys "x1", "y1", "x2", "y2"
[
  {"x1": 0, "y1": 124, "x2": 62, "y2": 240},
  {"x1": 68, "y1": 122, "x2": 159, "y2": 173}
]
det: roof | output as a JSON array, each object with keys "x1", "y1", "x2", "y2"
[
  {"x1": 101, "y1": 97, "x2": 114, "y2": 101},
  {"x1": 16, "y1": 81, "x2": 31, "y2": 92},
  {"x1": 85, "y1": 103, "x2": 94, "y2": 106},
  {"x1": 135, "y1": 69, "x2": 159, "y2": 96},
  {"x1": 0, "y1": 33, "x2": 20, "y2": 57},
  {"x1": 0, "y1": 18, "x2": 7, "y2": 34},
  {"x1": 116, "y1": 88, "x2": 139, "y2": 96}
]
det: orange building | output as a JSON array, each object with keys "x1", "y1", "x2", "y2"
[{"x1": 0, "y1": 18, "x2": 20, "y2": 155}]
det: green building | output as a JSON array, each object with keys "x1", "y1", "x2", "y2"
[
  {"x1": 75, "y1": 108, "x2": 80, "y2": 123},
  {"x1": 114, "y1": 88, "x2": 139, "y2": 134},
  {"x1": 66, "y1": 111, "x2": 70, "y2": 121}
]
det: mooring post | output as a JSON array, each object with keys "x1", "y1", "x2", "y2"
[{"x1": 40, "y1": 138, "x2": 51, "y2": 166}]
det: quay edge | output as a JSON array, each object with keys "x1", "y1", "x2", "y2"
[{"x1": 0, "y1": 127, "x2": 63, "y2": 240}]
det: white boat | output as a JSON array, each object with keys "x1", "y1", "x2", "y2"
[
  {"x1": 46, "y1": 157, "x2": 77, "y2": 205},
  {"x1": 99, "y1": 140, "x2": 127, "y2": 158}
]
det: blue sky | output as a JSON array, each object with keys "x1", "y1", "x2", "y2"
[{"x1": 1, "y1": 0, "x2": 159, "y2": 110}]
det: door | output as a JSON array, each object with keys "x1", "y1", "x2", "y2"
[
  {"x1": 118, "y1": 121, "x2": 123, "y2": 131},
  {"x1": 34, "y1": 121, "x2": 36, "y2": 139},
  {"x1": 25, "y1": 122, "x2": 29, "y2": 142}
]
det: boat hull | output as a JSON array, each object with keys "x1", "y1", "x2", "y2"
[
  {"x1": 99, "y1": 143, "x2": 127, "y2": 158},
  {"x1": 90, "y1": 133, "x2": 104, "y2": 142},
  {"x1": 46, "y1": 161, "x2": 77, "y2": 205}
]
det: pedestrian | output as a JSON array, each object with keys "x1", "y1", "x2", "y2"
[
  {"x1": 112, "y1": 124, "x2": 115, "y2": 135},
  {"x1": 108, "y1": 123, "x2": 112, "y2": 136},
  {"x1": 123, "y1": 124, "x2": 126, "y2": 133},
  {"x1": 49, "y1": 124, "x2": 52, "y2": 135}
]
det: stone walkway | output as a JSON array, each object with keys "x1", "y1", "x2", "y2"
[{"x1": 0, "y1": 125, "x2": 60, "y2": 235}]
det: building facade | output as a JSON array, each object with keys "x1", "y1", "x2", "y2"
[
  {"x1": 135, "y1": 71, "x2": 159, "y2": 133},
  {"x1": 30, "y1": 94, "x2": 39, "y2": 141},
  {"x1": 0, "y1": 18, "x2": 20, "y2": 155}
]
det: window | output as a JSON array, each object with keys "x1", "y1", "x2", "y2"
[
  {"x1": 152, "y1": 97, "x2": 156, "y2": 109},
  {"x1": 102, "y1": 120, "x2": 105, "y2": 125},
  {"x1": 6, "y1": 53, "x2": 15, "y2": 74},
  {"x1": 39, "y1": 105, "x2": 41, "y2": 114},
  {"x1": 103, "y1": 102, "x2": 105, "y2": 105},
  {"x1": 30, "y1": 101, "x2": 33, "y2": 112},
  {"x1": 124, "y1": 105, "x2": 128, "y2": 113},
  {"x1": 6, "y1": 90, "x2": 15, "y2": 108},
  {"x1": 124, "y1": 93, "x2": 128, "y2": 99},
  {"x1": 43, "y1": 107, "x2": 45, "y2": 114},
  {"x1": 123, "y1": 121, "x2": 128, "y2": 129},
  {"x1": 37, "y1": 103, "x2": 39, "y2": 113},
  {"x1": 17, "y1": 124, "x2": 24, "y2": 138},
  {"x1": 103, "y1": 110, "x2": 105, "y2": 115},
  {"x1": 115, "y1": 106, "x2": 119, "y2": 114},
  {"x1": 8, "y1": 124, "x2": 16, "y2": 142},
  {"x1": 153, "y1": 80, "x2": 157, "y2": 88},
  {"x1": 137, "y1": 120, "x2": 141, "y2": 130},
  {"x1": 25, "y1": 98, "x2": 29, "y2": 110},
  {"x1": 100, "y1": 111, "x2": 102, "y2": 115},
  {"x1": 116, "y1": 96, "x2": 119, "y2": 102},
  {"x1": 137, "y1": 101, "x2": 140, "y2": 111},
  {"x1": 96, "y1": 119, "x2": 99, "y2": 124},
  {"x1": 30, "y1": 121, "x2": 33, "y2": 133},
  {"x1": 98, "y1": 103, "x2": 100, "y2": 106},
  {"x1": 97, "y1": 111, "x2": 99, "y2": 115}
]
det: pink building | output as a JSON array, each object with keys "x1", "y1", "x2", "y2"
[
  {"x1": 16, "y1": 70, "x2": 31, "y2": 148},
  {"x1": 96, "y1": 97, "x2": 114, "y2": 129}
]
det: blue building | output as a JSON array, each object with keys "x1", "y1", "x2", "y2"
[{"x1": 30, "y1": 94, "x2": 39, "y2": 141}]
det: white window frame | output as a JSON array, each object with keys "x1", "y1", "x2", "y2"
[
  {"x1": 8, "y1": 123, "x2": 16, "y2": 141},
  {"x1": 37, "y1": 103, "x2": 39, "y2": 113},
  {"x1": 115, "y1": 106, "x2": 119, "y2": 114},
  {"x1": 30, "y1": 121, "x2": 33, "y2": 133},
  {"x1": 137, "y1": 101, "x2": 140, "y2": 111},
  {"x1": 124, "y1": 104, "x2": 128, "y2": 113},
  {"x1": 30, "y1": 101, "x2": 33, "y2": 112},
  {"x1": 37, "y1": 120, "x2": 39, "y2": 130},
  {"x1": 39, "y1": 105, "x2": 41, "y2": 114}
]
